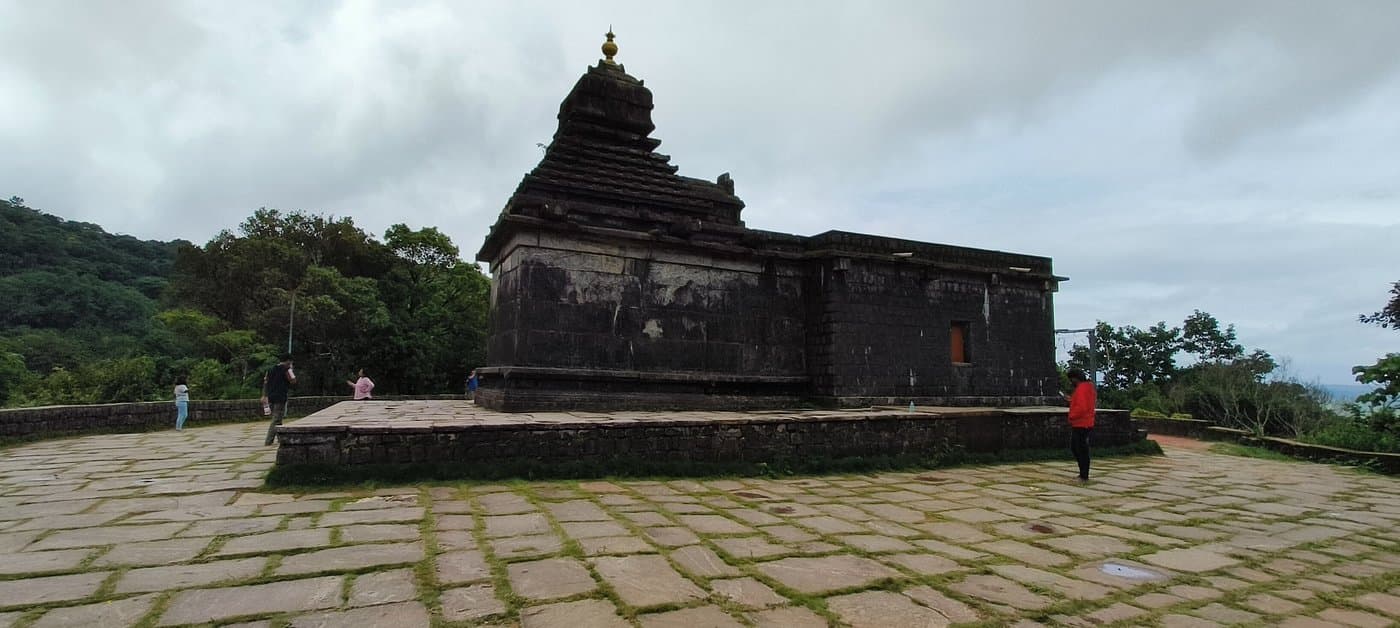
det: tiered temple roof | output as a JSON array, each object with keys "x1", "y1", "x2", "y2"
[{"x1": 480, "y1": 32, "x2": 744, "y2": 260}]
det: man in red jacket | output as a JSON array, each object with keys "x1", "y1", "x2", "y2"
[{"x1": 1066, "y1": 369, "x2": 1096, "y2": 482}]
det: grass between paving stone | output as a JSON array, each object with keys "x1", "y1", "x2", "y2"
[
  {"x1": 507, "y1": 484, "x2": 673, "y2": 621},
  {"x1": 627, "y1": 475, "x2": 975, "y2": 625},
  {"x1": 263, "y1": 439, "x2": 1165, "y2": 488},
  {"x1": 456, "y1": 489, "x2": 521, "y2": 626},
  {"x1": 411, "y1": 488, "x2": 457, "y2": 628}
]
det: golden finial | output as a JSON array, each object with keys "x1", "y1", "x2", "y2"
[{"x1": 601, "y1": 28, "x2": 618, "y2": 64}]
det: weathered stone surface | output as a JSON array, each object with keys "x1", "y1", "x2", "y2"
[
  {"x1": 216, "y1": 529, "x2": 331, "y2": 556},
  {"x1": 439, "y1": 584, "x2": 506, "y2": 622},
  {"x1": 547, "y1": 500, "x2": 612, "y2": 521},
  {"x1": 436, "y1": 529, "x2": 477, "y2": 552},
  {"x1": 675, "y1": 515, "x2": 753, "y2": 535},
  {"x1": 521, "y1": 599, "x2": 630, "y2": 628},
  {"x1": 711, "y1": 536, "x2": 791, "y2": 560},
  {"x1": 490, "y1": 534, "x2": 564, "y2": 559},
  {"x1": 903, "y1": 585, "x2": 981, "y2": 623},
  {"x1": 436, "y1": 550, "x2": 491, "y2": 584},
  {"x1": 484, "y1": 513, "x2": 551, "y2": 537},
  {"x1": 28, "y1": 523, "x2": 188, "y2": 550},
  {"x1": 838, "y1": 534, "x2": 916, "y2": 553},
  {"x1": 158, "y1": 576, "x2": 342, "y2": 625},
  {"x1": 579, "y1": 535, "x2": 653, "y2": 555},
  {"x1": 1141, "y1": 548, "x2": 1241, "y2": 573},
  {"x1": 644, "y1": 526, "x2": 700, "y2": 547},
  {"x1": 1316, "y1": 608, "x2": 1392, "y2": 627},
  {"x1": 0, "y1": 530, "x2": 42, "y2": 553},
  {"x1": 883, "y1": 552, "x2": 960, "y2": 576},
  {"x1": 670, "y1": 544, "x2": 741, "y2": 577},
  {"x1": 1039, "y1": 534, "x2": 1135, "y2": 558},
  {"x1": 0, "y1": 571, "x2": 108, "y2": 609},
  {"x1": 711, "y1": 577, "x2": 787, "y2": 609},
  {"x1": 1353, "y1": 592, "x2": 1400, "y2": 617},
  {"x1": 798, "y1": 516, "x2": 866, "y2": 535},
  {"x1": 115, "y1": 557, "x2": 267, "y2": 594},
  {"x1": 477, "y1": 492, "x2": 535, "y2": 515},
  {"x1": 950, "y1": 574, "x2": 1053, "y2": 610},
  {"x1": 434, "y1": 514, "x2": 474, "y2": 531},
  {"x1": 748, "y1": 606, "x2": 828, "y2": 628},
  {"x1": 289, "y1": 601, "x2": 430, "y2": 628},
  {"x1": 340, "y1": 524, "x2": 420, "y2": 543},
  {"x1": 975, "y1": 540, "x2": 1070, "y2": 567},
  {"x1": 318, "y1": 507, "x2": 423, "y2": 526},
  {"x1": 991, "y1": 565, "x2": 1114, "y2": 600},
  {"x1": 1192, "y1": 602, "x2": 1261, "y2": 624},
  {"x1": 756, "y1": 556, "x2": 899, "y2": 594},
  {"x1": 563, "y1": 521, "x2": 631, "y2": 539},
  {"x1": 507, "y1": 558, "x2": 597, "y2": 601},
  {"x1": 276, "y1": 542, "x2": 423, "y2": 575},
  {"x1": 638, "y1": 606, "x2": 745, "y2": 628},
  {"x1": 95, "y1": 537, "x2": 212, "y2": 567},
  {"x1": 31, "y1": 593, "x2": 158, "y2": 628},
  {"x1": 592, "y1": 554, "x2": 706, "y2": 608},
  {"x1": 0, "y1": 549, "x2": 91, "y2": 575},
  {"x1": 348, "y1": 568, "x2": 418, "y2": 607},
  {"x1": 179, "y1": 516, "x2": 283, "y2": 538},
  {"x1": 828, "y1": 590, "x2": 953, "y2": 628},
  {"x1": 918, "y1": 521, "x2": 993, "y2": 543}
]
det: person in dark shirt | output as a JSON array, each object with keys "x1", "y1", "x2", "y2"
[{"x1": 262, "y1": 355, "x2": 298, "y2": 446}]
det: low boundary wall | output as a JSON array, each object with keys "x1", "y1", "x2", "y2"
[
  {"x1": 276, "y1": 405, "x2": 1142, "y2": 467},
  {"x1": 1134, "y1": 416, "x2": 1212, "y2": 439},
  {"x1": 0, "y1": 395, "x2": 466, "y2": 441}
]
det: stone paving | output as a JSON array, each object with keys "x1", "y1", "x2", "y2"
[{"x1": 0, "y1": 422, "x2": 1398, "y2": 627}]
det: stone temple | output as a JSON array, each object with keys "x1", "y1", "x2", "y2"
[{"x1": 474, "y1": 33, "x2": 1063, "y2": 412}]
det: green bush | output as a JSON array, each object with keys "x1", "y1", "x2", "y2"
[
  {"x1": 1131, "y1": 408, "x2": 1168, "y2": 419},
  {"x1": 1301, "y1": 418, "x2": 1400, "y2": 453},
  {"x1": 187, "y1": 358, "x2": 255, "y2": 400}
]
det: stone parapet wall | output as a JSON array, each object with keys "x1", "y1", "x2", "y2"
[
  {"x1": 276, "y1": 408, "x2": 1139, "y2": 467},
  {"x1": 0, "y1": 395, "x2": 465, "y2": 440},
  {"x1": 1135, "y1": 416, "x2": 1213, "y2": 438}
]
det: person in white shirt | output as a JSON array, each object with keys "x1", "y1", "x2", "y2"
[{"x1": 174, "y1": 377, "x2": 190, "y2": 431}]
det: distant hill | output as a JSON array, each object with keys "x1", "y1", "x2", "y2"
[{"x1": 0, "y1": 197, "x2": 186, "y2": 372}]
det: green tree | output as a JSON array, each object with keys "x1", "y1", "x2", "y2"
[
  {"x1": 1359, "y1": 280, "x2": 1400, "y2": 330},
  {"x1": 1180, "y1": 309, "x2": 1245, "y2": 362},
  {"x1": 0, "y1": 351, "x2": 30, "y2": 406},
  {"x1": 1068, "y1": 320, "x2": 1180, "y2": 389}
]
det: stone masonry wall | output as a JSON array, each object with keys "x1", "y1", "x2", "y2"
[
  {"x1": 276, "y1": 408, "x2": 1139, "y2": 466},
  {"x1": 807, "y1": 257, "x2": 1058, "y2": 405},
  {"x1": 488, "y1": 232, "x2": 808, "y2": 376},
  {"x1": 0, "y1": 395, "x2": 465, "y2": 440}
]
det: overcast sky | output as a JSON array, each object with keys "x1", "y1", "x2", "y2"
[{"x1": 2, "y1": 1, "x2": 1396, "y2": 384}]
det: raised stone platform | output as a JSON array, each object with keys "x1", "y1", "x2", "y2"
[{"x1": 274, "y1": 401, "x2": 1142, "y2": 467}]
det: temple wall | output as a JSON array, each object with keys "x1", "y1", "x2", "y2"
[
  {"x1": 807, "y1": 258, "x2": 1059, "y2": 405},
  {"x1": 487, "y1": 231, "x2": 807, "y2": 376}
]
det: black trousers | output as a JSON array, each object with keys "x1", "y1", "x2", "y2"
[{"x1": 1070, "y1": 427, "x2": 1092, "y2": 479}]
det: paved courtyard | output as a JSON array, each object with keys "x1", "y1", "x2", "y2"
[{"x1": 0, "y1": 422, "x2": 1398, "y2": 627}]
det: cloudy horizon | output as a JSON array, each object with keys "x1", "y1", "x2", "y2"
[{"x1": 2, "y1": 1, "x2": 1396, "y2": 385}]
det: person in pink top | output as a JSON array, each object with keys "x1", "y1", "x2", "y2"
[{"x1": 346, "y1": 369, "x2": 375, "y2": 400}]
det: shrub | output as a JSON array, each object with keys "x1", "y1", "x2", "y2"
[{"x1": 1301, "y1": 417, "x2": 1400, "y2": 453}]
